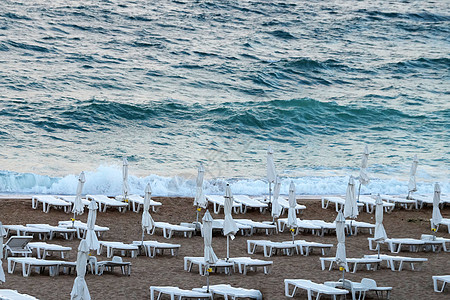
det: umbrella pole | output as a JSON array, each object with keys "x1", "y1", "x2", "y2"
[
  {"x1": 72, "y1": 211, "x2": 76, "y2": 227},
  {"x1": 291, "y1": 228, "x2": 295, "y2": 244},
  {"x1": 377, "y1": 242, "x2": 381, "y2": 259},
  {"x1": 196, "y1": 207, "x2": 199, "y2": 224},
  {"x1": 206, "y1": 265, "x2": 210, "y2": 293},
  {"x1": 269, "y1": 182, "x2": 272, "y2": 203},
  {"x1": 357, "y1": 183, "x2": 362, "y2": 202},
  {"x1": 227, "y1": 235, "x2": 230, "y2": 261}
]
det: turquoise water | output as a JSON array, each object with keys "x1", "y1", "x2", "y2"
[{"x1": 0, "y1": 0, "x2": 448, "y2": 195}]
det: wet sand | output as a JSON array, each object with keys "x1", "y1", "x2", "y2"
[{"x1": 0, "y1": 197, "x2": 448, "y2": 299}]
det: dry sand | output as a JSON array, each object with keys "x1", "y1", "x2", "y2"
[{"x1": 0, "y1": 197, "x2": 449, "y2": 299}]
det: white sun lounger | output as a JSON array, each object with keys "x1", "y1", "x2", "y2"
[
  {"x1": 132, "y1": 241, "x2": 181, "y2": 257},
  {"x1": 57, "y1": 195, "x2": 91, "y2": 207},
  {"x1": 357, "y1": 195, "x2": 395, "y2": 213},
  {"x1": 208, "y1": 219, "x2": 253, "y2": 236},
  {"x1": 31, "y1": 195, "x2": 71, "y2": 213},
  {"x1": 430, "y1": 218, "x2": 450, "y2": 234},
  {"x1": 86, "y1": 195, "x2": 128, "y2": 212},
  {"x1": 0, "y1": 289, "x2": 39, "y2": 300},
  {"x1": 58, "y1": 220, "x2": 109, "y2": 239},
  {"x1": 232, "y1": 195, "x2": 268, "y2": 213},
  {"x1": 278, "y1": 197, "x2": 307, "y2": 215},
  {"x1": 368, "y1": 237, "x2": 429, "y2": 253},
  {"x1": 321, "y1": 196, "x2": 364, "y2": 212},
  {"x1": 88, "y1": 256, "x2": 131, "y2": 276},
  {"x1": 229, "y1": 257, "x2": 273, "y2": 275},
  {"x1": 235, "y1": 219, "x2": 277, "y2": 235},
  {"x1": 433, "y1": 275, "x2": 450, "y2": 292},
  {"x1": 324, "y1": 280, "x2": 369, "y2": 300},
  {"x1": 205, "y1": 195, "x2": 242, "y2": 214},
  {"x1": 193, "y1": 284, "x2": 263, "y2": 300},
  {"x1": 28, "y1": 242, "x2": 71, "y2": 259},
  {"x1": 421, "y1": 235, "x2": 450, "y2": 252},
  {"x1": 284, "y1": 240, "x2": 333, "y2": 256},
  {"x1": 3, "y1": 225, "x2": 50, "y2": 240},
  {"x1": 306, "y1": 220, "x2": 337, "y2": 236},
  {"x1": 364, "y1": 254, "x2": 428, "y2": 271},
  {"x1": 320, "y1": 257, "x2": 382, "y2": 273},
  {"x1": 7, "y1": 257, "x2": 61, "y2": 277},
  {"x1": 285, "y1": 279, "x2": 348, "y2": 299},
  {"x1": 150, "y1": 286, "x2": 213, "y2": 300},
  {"x1": 116, "y1": 194, "x2": 162, "y2": 213},
  {"x1": 3, "y1": 236, "x2": 33, "y2": 258},
  {"x1": 278, "y1": 218, "x2": 322, "y2": 236},
  {"x1": 247, "y1": 240, "x2": 298, "y2": 257},
  {"x1": 345, "y1": 220, "x2": 375, "y2": 235},
  {"x1": 151, "y1": 222, "x2": 195, "y2": 239},
  {"x1": 98, "y1": 241, "x2": 139, "y2": 258},
  {"x1": 184, "y1": 257, "x2": 234, "y2": 275},
  {"x1": 380, "y1": 195, "x2": 416, "y2": 210},
  {"x1": 26, "y1": 224, "x2": 76, "y2": 240}
]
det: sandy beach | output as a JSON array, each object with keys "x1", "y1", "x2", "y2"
[{"x1": 0, "y1": 197, "x2": 448, "y2": 299}]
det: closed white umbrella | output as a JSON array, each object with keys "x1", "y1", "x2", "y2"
[
  {"x1": 194, "y1": 164, "x2": 207, "y2": 224},
  {"x1": 407, "y1": 155, "x2": 419, "y2": 198},
  {"x1": 357, "y1": 145, "x2": 370, "y2": 201},
  {"x1": 123, "y1": 157, "x2": 129, "y2": 201},
  {"x1": 85, "y1": 201, "x2": 99, "y2": 251},
  {"x1": 267, "y1": 146, "x2": 277, "y2": 203},
  {"x1": 374, "y1": 195, "x2": 387, "y2": 258},
  {"x1": 431, "y1": 183, "x2": 443, "y2": 232},
  {"x1": 287, "y1": 181, "x2": 297, "y2": 242},
  {"x1": 335, "y1": 211, "x2": 347, "y2": 280},
  {"x1": 271, "y1": 177, "x2": 282, "y2": 221},
  {"x1": 223, "y1": 184, "x2": 238, "y2": 260},
  {"x1": 70, "y1": 239, "x2": 90, "y2": 300},
  {"x1": 141, "y1": 183, "x2": 155, "y2": 244},
  {"x1": 344, "y1": 176, "x2": 358, "y2": 219},
  {"x1": 72, "y1": 171, "x2": 86, "y2": 216},
  {"x1": 203, "y1": 210, "x2": 217, "y2": 292},
  {"x1": 0, "y1": 222, "x2": 5, "y2": 283}
]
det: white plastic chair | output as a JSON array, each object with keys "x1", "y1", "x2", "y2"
[{"x1": 360, "y1": 278, "x2": 392, "y2": 299}]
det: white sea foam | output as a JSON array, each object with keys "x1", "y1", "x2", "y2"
[{"x1": 0, "y1": 165, "x2": 448, "y2": 197}]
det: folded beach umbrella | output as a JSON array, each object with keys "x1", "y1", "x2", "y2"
[
  {"x1": 203, "y1": 210, "x2": 218, "y2": 264},
  {"x1": 287, "y1": 181, "x2": 297, "y2": 228},
  {"x1": 122, "y1": 157, "x2": 130, "y2": 201},
  {"x1": 431, "y1": 183, "x2": 443, "y2": 230},
  {"x1": 374, "y1": 195, "x2": 387, "y2": 242},
  {"x1": 71, "y1": 239, "x2": 90, "y2": 300},
  {"x1": 271, "y1": 177, "x2": 282, "y2": 220},
  {"x1": 407, "y1": 155, "x2": 419, "y2": 198},
  {"x1": 72, "y1": 171, "x2": 86, "y2": 216},
  {"x1": 85, "y1": 201, "x2": 99, "y2": 251},
  {"x1": 142, "y1": 183, "x2": 155, "y2": 242},
  {"x1": 0, "y1": 222, "x2": 5, "y2": 283},
  {"x1": 194, "y1": 163, "x2": 207, "y2": 209},
  {"x1": 335, "y1": 211, "x2": 347, "y2": 270},
  {"x1": 267, "y1": 146, "x2": 277, "y2": 202},
  {"x1": 359, "y1": 145, "x2": 370, "y2": 186},
  {"x1": 344, "y1": 176, "x2": 358, "y2": 219},
  {"x1": 224, "y1": 184, "x2": 238, "y2": 260}
]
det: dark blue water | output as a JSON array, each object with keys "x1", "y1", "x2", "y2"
[{"x1": 0, "y1": 0, "x2": 448, "y2": 195}]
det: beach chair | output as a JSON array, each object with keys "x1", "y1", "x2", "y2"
[
  {"x1": 88, "y1": 256, "x2": 131, "y2": 276},
  {"x1": 28, "y1": 242, "x2": 71, "y2": 259},
  {"x1": 357, "y1": 195, "x2": 395, "y2": 213},
  {"x1": 320, "y1": 257, "x2": 382, "y2": 273},
  {"x1": 116, "y1": 194, "x2": 162, "y2": 213},
  {"x1": 380, "y1": 195, "x2": 416, "y2": 210},
  {"x1": 57, "y1": 195, "x2": 91, "y2": 207},
  {"x1": 26, "y1": 224, "x2": 76, "y2": 240},
  {"x1": 150, "y1": 286, "x2": 213, "y2": 300},
  {"x1": 152, "y1": 222, "x2": 195, "y2": 239},
  {"x1": 324, "y1": 279, "x2": 369, "y2": 300},
  {"x1": 235, "y1": 219, "x2": 277, "y2": 235},
  {"x1": 98, "y1": 241, "x2": 139, "y2": 258},
  {"x1": 184, "y1": 257, "x2": 234, "y2": 275},
  {"x1": 432, "y1": 275, "x2": 450, "y2": 292},
  {"x1": 278, "y1": 218, "x2": 322, "y2": 236},
  {"x1": 229, "y1": 257, "x2": 273, "y2": 275},
  {"x1": 58, "y1": 220, "x2": 109, "y2": 239},
  {"x1": 193, "y1": 284, "x2": 263, "y2": 300},
  {"x1": 3, "y1": 236, "x2": 33, "y2": 258},
  {"x1": 430, "y1": 218, "x2": 450, "y2": 234},
  {"x1": 7, "y1": 257, "x2": 61, "y2": 277},
  {"x1": 345, "y1": 220, "x2": 375, "y2": 235},
  {"x1": 3, "y1": 225, "x2": 50, "y2": 240},
  {"x1": 360, "y1": 278, "x2": 392, "y2": 299},
  {"x1": 278, "y1": 197, "x2": 307, "y2": 215},
  {"x1": 0, "y1": 289, "x2": 39, "y2": 300},
  {"x1": 205, "y1": 195, "x2": 241, "y2": 214},
  {"x1": 232, "y1": 195, "x2": 268, "y2": 213},
  {"x1": 86, "y1": 195, "x2": 128, "y2": 212},
  {"x1": 207, "y1": 219, "x2": 253, "y2": 236},
  {"x1": 364, "y1": 254, "x2": 428, "y2": 271},
  {"x1": 247, "y1": 240, "x2": 298, "y2": 257},
  {"x1": 132, "y1": 240, "x2": 180, "y2": 257},
  {"x1": 306, "y1": 220, "x2": 337, "y2": 236},
  {"x1": 421, "y1": 234, "x2": 450, "y2": 252},
  {"x1": 285, "y1": 240, "x2": 333, "y2": 256},
  {"x1": 31, "y1": 195, "x2": 71, "y2": 213},
  {"x1": 284, "y1": 279, "x2": 348, "y2": 299}
]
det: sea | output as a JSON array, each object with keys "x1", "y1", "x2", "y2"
[{"x1": 0, "y1": 0, "x2": 448, "y2": 197}]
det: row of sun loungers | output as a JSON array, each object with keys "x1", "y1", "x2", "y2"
[
  {"x1": 150, "y1": 284, "x2": 264, "y2": 300},
  {"x1": 0, "y1": 289, "x2": 39, "y2": 300},
  {"x1": 247, "y1": 239, "x2": 334, "y2": 257},
  {"x1": 368, "y1": 236, "x2": 450, "y2": 253}
]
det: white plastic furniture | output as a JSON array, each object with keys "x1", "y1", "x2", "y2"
[
  {"x1": 285, "y1": 279, "x2": 348, "y2": 299},
  {"x1": 345, "y1": 220, "x2": 375, "y2": 236},
  {"x1": 229, "y1": 257, "x2": 273, "y2": 275},
  {"x1": 205, "y1": 195, "x2": 241, "y2": 214},
  {"x1": 26, "y1": 224, "x2": 76, "y2": 240},
  {"x1": 58, "y1": 220, "x2": 109, "y2": 239},
  {"x1": 247, "y1": 240, "x2": 298, "y2": 257},
  {"x1": 364, "y1": 254, "x2": 427, "y2": 271},
  {"x1": 88, "y1": 256, "x2": 131, "y2": 275},
  {"x1": 86, "y1": 195, "x2": 128, "y2": 212},
  {"x1": 3, "y1": 236, "x2": 33, "y2": 258},
  {"x1": 357, "y1": 195, "x2": 395, "y2": 213},
  {"x1": 321, "y1": 196, "x2": 363, "y2": 212},
  {"x1": 324, "y1": 280, "x2": 368, "y2": 300},
  {"x1": 278, "y1": 197, "x2": 307, "y2": 215},
  {"x1": 28, "y1": 242, "x2": 71, "y2": 259},
  {"x1": 193, "y1": 284, "x2": 262, "y2": 300},
  {"x1": 0, "y1": 289, "x2": 39, "y2": 300},
  {"x1": 320, "y1": 257, "x2": 382, "y2": 273},
  {"x1": 360, "y1": 278, "x2": 392, "y2": 299},
  {"x1": 233, "y1": 195, "x2": 268, "y2": 213},
  {"x1": 151, "y1": 222, "x2": 195, "y2": 239},
  {"x1": 150, "y1": 286, "x2": 212, "y2": 300},
  {"x1": 278, "y1": 218, "x2": 322, "y2": 236},
  {"x1": 184, "y1": 257, "x2": 233, "y2": 275},
  {"x1": 430, "y1": 218, "x2": 450, "y2": 234},
  {"x1": 3, "y1": 225, "x2": 50, "y2": 240},
  {"x1": 31, "y1": 195, "x2": 71, "y2": 213},
  {"x1": 116, "y1": 194, "x2": 162, "y2": 212},
  {"x1": 7, "y1": 257, "x2": 61, "y2": 277},
  {"x1": 132, "y1": 240, "x2": 180, "y2": 257},
  {"x1": 380, "y1": 195, "x2": 416, "y2": 210},
  {"x1": 57, "y1": 195, "x2": 91, "y2": 207},
  {"x1": 235, "y1": 219, "x2": 276, "y2": 235},
  {"x1": 432, "y1": 275, "x2": 450, "y2": 292},
  {"x1": 98, "y1": 241, "x2": 138, "y2": 258},
  {"x1": 285, "y1": 240, "x2": 333, "y2": 256}
]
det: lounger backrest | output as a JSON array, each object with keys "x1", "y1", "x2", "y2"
[
  {"x1": 361, "y1": 278, "x2": 377, "y2": 289},
  {"x1": 421, "y1": 234, "x2": 433, "y2": 241},
  {"x1": 5, "y1": 236, "x2": 33, "y2": 249},
  {"x1": 112, "y1": 256, "x2": 123, "y2": 263}
]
